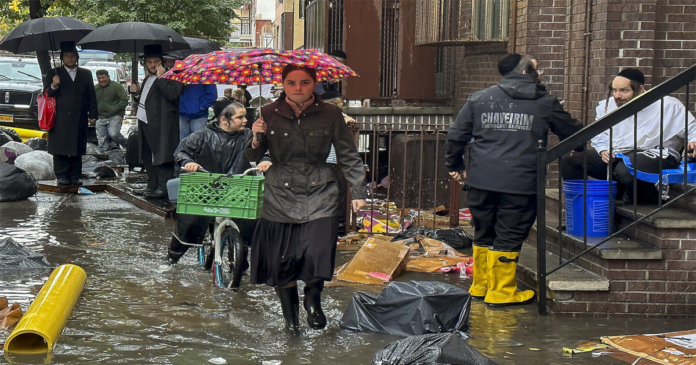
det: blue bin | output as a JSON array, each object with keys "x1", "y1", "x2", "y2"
[{"x1": 563, "y1": 180, "x2": 617, "y2": 237}]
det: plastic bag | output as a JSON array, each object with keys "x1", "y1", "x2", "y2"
[
  {"x1": 24, "y1": 137, "x2": 48, "y2": 151},
  {"x1": 0, "y1": 141, "x2": 33, "y2": 163},
  {"x1": 341, "y1": 281, "x2": 471, "y2": 337},
  {"x1": 0, "y1": 237, "x2": 51, "y2": 269},
  {"x1": 0, "y1": 163, "x2": 38, "y2": 202},
  {"x1": 38, "y1": 91, "x2": 56, "y2": 130},
  {"x1": 0, "y1": 127, "x2": 21, "y2": 142},
  {"x1": 392, "y1": 226, "x2": 471, "y2": 250},
  {"x1": 0, "y1": 131, "x2": 12, "y2": 147},
  {"x1": 14, "y1": 150, "x2": 55, "y2": 180},
  {"x1": 372, "y1": 332, "x2": 498, "y2": 365},
  {"x1": 106, "y1": 149, "x2": 127, "y2": 165}
]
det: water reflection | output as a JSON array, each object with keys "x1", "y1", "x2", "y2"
[{"x1": 0, "y1": 192, "x2": 693, "y2": 364}]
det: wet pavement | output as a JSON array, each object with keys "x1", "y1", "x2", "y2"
[{"x1": 1, "y1": 191, "x2": 694, "y2": 364}]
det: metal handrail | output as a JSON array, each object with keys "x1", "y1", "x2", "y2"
[{"x1": 536, "y1": 63, "x2": 696, "y2": 315}]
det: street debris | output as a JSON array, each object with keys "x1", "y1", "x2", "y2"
[
  {"x1": 372, "y1": 332, "x2": 498, "y2": 365},
  {"x1": 341, "y1": 281, "x2": 471, "y2": 337},
  {"x1": 0, "y1": 297, "x2": 23, "y2": 331},
  {"x1": 601, "y1": 329, "x2": 696, "y2": 365},
  {"x1": 0, "y1": 237, "x2": 52, "y2": 269}
]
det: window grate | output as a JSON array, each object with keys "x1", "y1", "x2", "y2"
[{"x1": 379, "y1": 0, "x2": 400, "y2": 97}]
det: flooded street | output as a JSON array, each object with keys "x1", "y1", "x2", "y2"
[{"x1": 1, "y1": 192, "x2": 694, "y2": 365}]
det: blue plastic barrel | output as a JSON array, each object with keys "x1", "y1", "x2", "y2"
[{"x1": 563, "y1": 180, "x2": 617, "y2": 237}]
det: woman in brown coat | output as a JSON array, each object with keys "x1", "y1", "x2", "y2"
[{"x1": 246, "y1": 65, "x2": 366, "y2": 333}]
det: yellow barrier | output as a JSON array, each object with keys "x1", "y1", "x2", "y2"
[
  {"x1": 4, "y1": 264, "x2": 87, "y2": 354},
  {"x1": 4, "y1": 127, "x2": 47, "y2": 142}
]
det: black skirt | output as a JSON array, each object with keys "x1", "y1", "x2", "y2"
[{"x1": 251, "y1": 216, "x2": 338, "y2": 287}]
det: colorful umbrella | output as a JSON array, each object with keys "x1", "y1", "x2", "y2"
[{"x1": 160, "y1": 48, "x2": 358, "y2": 86}]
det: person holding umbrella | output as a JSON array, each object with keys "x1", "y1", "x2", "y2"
[
  {"x1": 246, "y1": 64, "x2": 367, "y2": 333},
  {"x1": 44, "y1": 41, "x2": 98, "y2": 186},
  {"x1": 129, "y1": 44, "x2": 183, "y2": 199}
]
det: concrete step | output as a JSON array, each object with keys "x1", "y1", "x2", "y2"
[
  {"x1": 533, "y1": 213, "x2": 662, "y2": 260},
  {"x1": 615, "y1": 204, "x2": 696, "y2": 229},
  {"x1": 517, "y1": 245, "x2": 609, "y2": 295}
]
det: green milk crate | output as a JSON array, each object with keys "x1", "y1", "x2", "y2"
[{"x1": 176, "y1": 172, "x2": 264, "y2": 219}]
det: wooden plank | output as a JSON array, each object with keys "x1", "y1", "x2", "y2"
[
  {"x1": 105, "y1": 185, "x2": 175, "y2": 218},
  {"x1": 38, "y1": 180, "x2": 108, "y2": 193}
]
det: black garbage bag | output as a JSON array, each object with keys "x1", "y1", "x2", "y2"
[
  {"x1": 341, "y1": 281, "x2": 471, "y2": 337},
  {"x1": 24, "y1": 137, "x2": 48, "y2": 151},
  {"x1": 0, "y1": 131, "x2": 12, "y2": 147},
  {"x1": 93, "y1": 165, "x2": 118, "y2": 178},
  {"x1": 392, "y1": 226, "x2": 472, "y2": 250},
  {"x1": 106, "y1": 149, "x2": 127, "y2": 165},
  {"x1": 0, "y1": 127, "x2": 22, "y2": 142},
  {"x1": 0, "y1": 237, "x2": 52, "y2": 269},
  {"x1": 0, "y1": 163, "x2": 38, "y2": 202},
  {"x1": 372, "y1": 332, "x2": 498, "y2": 365}
]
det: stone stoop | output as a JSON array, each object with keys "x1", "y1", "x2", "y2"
[{"x1": 526, "y1": 189, "x2": 696, "y2": 316}]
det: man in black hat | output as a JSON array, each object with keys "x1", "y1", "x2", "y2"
[
  {"x1": 445, "y1": 53, "x2": 583, "y2": 307},
  {"x1": 44, "y1": 41, "x2": 98, "y2": 186},
  {"x1": 129, "y1": 44, "x2": 183, "y2": 199},
  {"x1": 561, "y1": 67, "x2": 696, "y2": 204}
]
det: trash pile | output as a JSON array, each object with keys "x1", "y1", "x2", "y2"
[
  {"x1": 355, "y1": 200, "x2": 472, "y2": 234},
  {"x1": 0, "y1": 296, "x2": 23, "y2": 332},
  {"x1": 0, "y1": 237, "x2": 52, "y2": 269},
  {"x1": 601, "y1": 329, "x2": 696, "y2": 364}
]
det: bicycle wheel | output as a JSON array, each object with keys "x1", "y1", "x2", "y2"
[
  {"x1": 198, "y1": 224, "x2": 215, "y2": 269},
  {"x1": 213, "y1": 227, "x2": 247, "y2": 290}
]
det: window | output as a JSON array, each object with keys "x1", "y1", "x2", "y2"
[{"x1": 473, "y1": 0, "x2": 509, "y2": 40}]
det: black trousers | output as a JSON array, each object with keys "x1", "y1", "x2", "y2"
[
  {"x1": 467, "y1": 187, "x2": 537, "y2": 253},
  {"x1": 169, "y1": 216, "x2": 258, "y2": 255},
  {"x1": 53, "y1": 155, "x2": 82, "y2": 181},
  {"x1": 140, "y1": 123, "x2": 174, "y2": 191},
  {"x1": 560, "y1": 149, "x2": 679, "y2": 204}
]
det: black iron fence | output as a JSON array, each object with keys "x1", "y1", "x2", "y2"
[
  {"x1": 344, "y1": 110, "x2": 463, "y2": 234},
  {"x1": 536, "y1": 64, "x2": 696, "y2": 315}
]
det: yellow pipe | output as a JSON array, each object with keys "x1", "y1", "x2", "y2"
[
  {"x1": 4, "y1": 127, "x2": 47, "y2": 142},
  {"x1": 4, "y1": 264, "x2": 87, "y2": 354}
]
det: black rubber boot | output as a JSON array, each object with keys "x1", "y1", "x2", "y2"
[
  {"x1": 303, "y1": 281, "x2": 327, "y2": 329},
  {"x1": 275, "y1": 286, "x2": 300, "y2": 334},
  {"x1": 163, "y1": 237, "x2": 186, "y2": 265}
]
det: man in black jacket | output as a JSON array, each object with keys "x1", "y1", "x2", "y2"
[
  {"x1": 445, "y1": 54, "x2": 583, "y2": 307},
  {"x1": 165, "y1": 102, "x2": 271, "y2": 264},
  {"x1": 129, "y1": 44, "x2": 183, "y2": 199},
  {"x1": 44, "y1": 41, "x2": 98, "y2": 185}
]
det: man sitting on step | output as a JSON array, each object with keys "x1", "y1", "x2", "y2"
[{"x1": 561, "y1": 68, "x2": 696, "y2": 204}]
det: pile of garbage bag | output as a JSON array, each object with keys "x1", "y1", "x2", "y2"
[
  {"x1": 0, "y1": 127, "x2": 21, "y2": 142},
  {"x1": 0, "y1": 237, "x2": 51, "y2": 269},
  {"x1": 392, "y1": 226, "x2": 471, "y2": 250},
  {"x1": 14, "y1": 150, "x2": 55, "y2": 180},
  {"x1": 0, "y1": 164, "x2": 38, "y2": 202}
]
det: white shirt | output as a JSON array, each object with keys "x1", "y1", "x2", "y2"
[
  {"x1": 591, "y1": 96, "x2": 696, "y2": 159},
  {"x1": 136, "y1": 75, "x2": 156, "y2": 124},
  {"x1": 64, "y1": 65, "x2": 77, "y2": 81}
]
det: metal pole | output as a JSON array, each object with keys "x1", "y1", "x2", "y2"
[{"x1": 537, "y1": 140, "x2": 548, "y2": 315}]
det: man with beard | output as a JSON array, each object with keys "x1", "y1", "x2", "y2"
[
  {"x1": 44, "y1": 41, "x2": 98, "y2": 185},
  {"x1": 445, "y1": 54, "x2": 583, "y2": 307},
  {"x1": 560, "y1": 68, "x2": 696, "y2": 204},
  {"x1": 129, "y1": 44, "x2": 183, "y2": 199}
]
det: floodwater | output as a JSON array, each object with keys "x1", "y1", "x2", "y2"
[{"x1": 1, "y1": 192, "x2": 694, "y2": 365}]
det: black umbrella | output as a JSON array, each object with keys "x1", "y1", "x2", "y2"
[
  {"x1": 0, "y1": 16, "x2": 95, "y2": 54},
  {"x1": 165, "y1": 37, "x2": 221, "y2": 60},
  {"x1": 77, "y1": 22, "x2": 190, "y2": 89},
  {"x1": 77, "y1": 22, "x2": 190, "y2": 54}
]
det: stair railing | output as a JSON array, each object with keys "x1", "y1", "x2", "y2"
[{"x1": 536, "y1": 64, "x2": 696, "y2": 315}]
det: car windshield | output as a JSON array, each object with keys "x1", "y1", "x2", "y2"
[{"x1": 0, "y1": 61, "x2": 42, "y2": 82}]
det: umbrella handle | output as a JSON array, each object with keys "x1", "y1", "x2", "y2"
[{"x1": 256, "y1": 132, "x2": 265, "y2": 145}]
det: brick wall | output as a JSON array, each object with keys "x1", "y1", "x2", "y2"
[{"x1": 452, "y1": 43, "x2": 509, "y2": 112}]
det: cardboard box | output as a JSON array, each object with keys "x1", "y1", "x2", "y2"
[{"x1": 335, "y1": 238, "x2": 410, "y2": 285}]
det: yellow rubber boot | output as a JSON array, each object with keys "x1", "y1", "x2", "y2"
[
  {"x1": 469, "y1": 245, "x2": 489, "y2": 298},
  {"x1": 484, "y1": 250, "x2": 535, "y2": 307}
]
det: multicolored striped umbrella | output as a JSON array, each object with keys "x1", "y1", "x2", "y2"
[{"x1": 160, "y1": 48, "x2": 358, "y2": 85}]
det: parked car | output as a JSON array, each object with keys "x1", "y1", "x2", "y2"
[
  {"x1": 0, "y1": 56, "x2": 43, "y2": 130},
  {"x1": 83, "y1": 66, "x2": 129, "y2": 88},
  {"x1": 84, "y1": 60, "x2": 130, "y2": 82}
]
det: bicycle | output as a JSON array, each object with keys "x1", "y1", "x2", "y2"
[{"x1": 174, "y1": 167, "x2": 263, "y2": 290}]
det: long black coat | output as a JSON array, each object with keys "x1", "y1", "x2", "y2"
[
  {"x1": 245, "y1": 93, "x2": 366, "y2": 224},
  {"x1": 133, "y1": 75, "x2": 183, "y2": 165},
  {"x1": 44, "y1": 67, "x2": 97, "y2": 156},
  {"x1": 175, "y1": 122, "x2": 256, "y2": 175}
]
